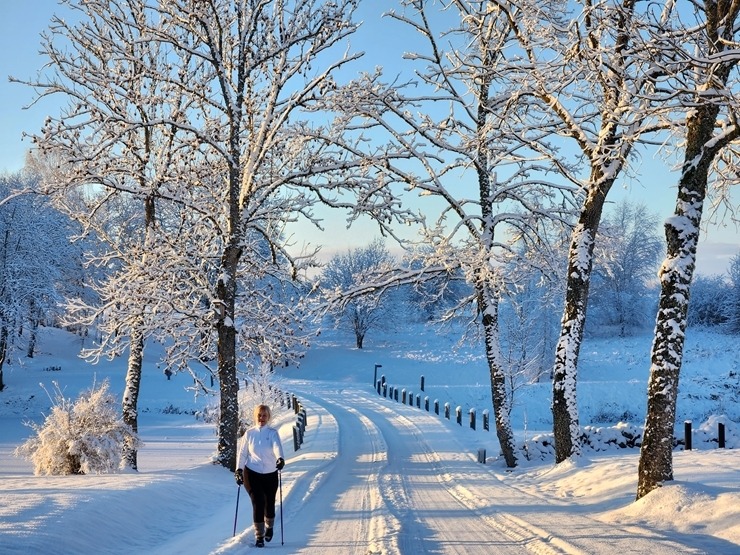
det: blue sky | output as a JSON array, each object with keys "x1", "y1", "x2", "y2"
[
  {"x1": 0, "y1": 1, "x2": 57, "y2": 174},
  {"x1": 1, "y1": 1, "x2": 737, "y2": 275}
]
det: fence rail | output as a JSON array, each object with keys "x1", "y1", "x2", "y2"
[{"x1": 373, "y1": 368, "x2": 732, "y2": 455}]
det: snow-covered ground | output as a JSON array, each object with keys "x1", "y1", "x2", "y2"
[{"x1": 0, "y1": 324, "x2": 738, "y2": 554}]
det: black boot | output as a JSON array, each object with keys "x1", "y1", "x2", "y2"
[
  {"x1": 255, "y1": 523, "x2": 265, "y2": 548},
  {"x1": 265, "y1": 518, "x2": 274, "y2": 542}
]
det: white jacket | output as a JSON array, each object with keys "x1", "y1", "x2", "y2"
[{"x1": 236, "y1": 425, "x2": 284, "y2": 475}]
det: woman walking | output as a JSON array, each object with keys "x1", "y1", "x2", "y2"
[{"x1": 235, "y1": 404, "x2": 285, "y2": 548}]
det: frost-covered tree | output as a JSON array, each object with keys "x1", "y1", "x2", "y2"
[
  {"x1": 0, "y1": 172, "x2": 81, "y2": 390},
  {"x1": 15, "y1": 379, "x2": 139, "y2": 475},
  {"x1": 18, "y1": 0, "x2": 202, "y2": 470},
  {"x1": 320, "y1": 239, "x2": 395, "y2": 349},
  {"x1": 344, "y1": 0, "x2": 673, "y2": 466},
  {"x1": 588, "y1": 201, "x2": 663, "y2": 336},
  {"x1": 138, "y1": 0, "x2": 413, "y2": 471},
  {"x1": 638, "y1": 0, "x2": 740, "y2": 500},
  {"x1": 326, "y1": 0, "x2": 588, "y2": 467},
  {"x1": 724, "y1": 253, "x2": 740, "y2": 334},
  {"x1": 496, "y1": 0, "x2": 673, "y2": 463},
  {"x1": 687, "y1": 274, "x2": 729, "y2": 328},
  {"x1": 501, "y1": 218, "x2": 571, "y2": 383},
  {"x1": 18, "y1": 0, "x2": 414, "y2": 471},
  {"x1": 499, "y1": 277, "x2": 556, "y2": 400}
]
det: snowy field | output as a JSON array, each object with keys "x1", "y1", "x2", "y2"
[{"x1": 0, "y1": 324, "x2": 738, "y2": 554}]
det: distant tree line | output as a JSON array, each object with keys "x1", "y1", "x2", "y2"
[{"x1": 0, "y1": 172, "x2": 97, "y2": 391}]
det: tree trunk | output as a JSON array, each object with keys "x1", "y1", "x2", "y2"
[
  {"x1": 552, "y1": 181, "x2": 610, "y2": 463},
  {"x1": 120, "y1": 192, "x2": 156, "y2": 471},
  {"x1": 26, "y1": 318, "x2": 38, "y2": 359},
  {"x1": 636, "y1": 0, "x2": 740, "y2": 499},
  {"x1": 0, "y1": 324, "x2": 6, "y2": 391},
  {"x1": 637, "y1": 108, "x2": 717, "y2": 499},
  {"x1": 215, "y1": 240, "x2": 241, "y2": 471},
  {"x1": 122, "y1": 322, "x2": 144, "y2": 470},
  {"x1": 479, "y1": 283, "x2": 517, "y2": 467}
]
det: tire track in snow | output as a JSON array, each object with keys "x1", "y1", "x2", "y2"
[
  {"x1": 272, "y1": 385, "x2": 401, "y2": 554},
  {"x1": 352, "y1": 386, "x2": 709, "y2": 554},
  {"x1": 384, "y1": 408, "x2": 583, "y2": 554},
  {"x1": 353, "y1": 391, "x2": 571, "y2": 554},
  {"x1": 281, "y1": 383, "x2": 708, "y2": 554},
  {"x1": 290, "y1": 385, "x2": 574, "y2": 553}
]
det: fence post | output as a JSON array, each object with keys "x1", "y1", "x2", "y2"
[
  {"x1": 394, "y1": 388, "x2": 398, "y2": 402},
  {"x1": 444, "y1": 402, "x2": 450, "y2": 419},
  {"x1": 383, "y1": 383, "x2": 388, "y2": 398},
  {"x1": 456, "y1": 406, "x2": 462, "y2": 426},
  {"x1": 296, "y1": 412, "x2": 304, "y2": 432},
  {"x1": 469, "y1": 408, "x2": 476, "y2": 430},
  {"x1": 292, "y1": 426, "x2": 300, "y2": 451},
  {"x1": 402, "y1": 389, "x2": 407, "y2": 404},
  {"x1": 434, "y1": 399, "x2": 439, "y2": 415},
  {"x1": 408, "y1": 391, "x2": 413, "y2": 406},
  {"x1": 424, "y1": 396, "x2": 429, "y2": 411},
  {"x1": 420, "y1": 375, "x2": 425, "y2": 392},
  {"x1": 684, "y1": 420, "x2": 692, "y2": 450},
  {"x1": 719, "y1": 422, "x2": 726, "y2": 448},
  {"x1": 416, "y1": 394, "x2": 421, "y2": 408},
  {"x1": 482, "y1": 409, "x2": 489, "y2": 431}
]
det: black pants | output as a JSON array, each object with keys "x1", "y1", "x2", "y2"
[{"x1": 245, "y1": 468, "x2": 279, "y2": 523}]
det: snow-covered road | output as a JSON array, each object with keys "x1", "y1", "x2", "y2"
[
  {"x1": 3, "y1": 380, "x2": 733, "y2": 554},
  {"x1": 236, "y1": 382, "x2": 714, "y2": 554}
]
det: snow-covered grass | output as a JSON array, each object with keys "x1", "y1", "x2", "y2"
[{"x1": 0, "y1": 323, "x2": 738, "y2": 553}]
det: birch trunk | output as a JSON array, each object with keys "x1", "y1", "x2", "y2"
[
  {"x1": 552, "y1": 180, "x2": 610, "y2": 463},
  {"x1": 637, "y1": 106, "x2": 720, "y2": 498},
  {"x1": 636, "y1": 0, "x2": 740, "y2": 500},
  {"x1": 478, "y1": 283, "x2": 517, "y2": 467},
  {"x1": 122, "y1": 322, "x2": 144, "y2": 470}
]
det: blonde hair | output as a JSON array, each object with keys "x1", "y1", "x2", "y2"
[{"x1": 253, "y1": 404, "x2": 272, "y2": 425}]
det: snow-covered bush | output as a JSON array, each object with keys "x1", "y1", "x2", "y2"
[{"x1": 15, "y1": 379, "x2": 140, "y2": 475}]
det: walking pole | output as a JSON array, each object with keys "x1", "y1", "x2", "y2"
[
  {"x1": 233, "y1": 485, "x2": 241, "y2": 537},
  {"x1": 279, "y1": 469, "x2": 284, "y2": 545}
]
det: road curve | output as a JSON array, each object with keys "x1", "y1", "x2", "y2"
[{"x1": 261, "y1": 382, "x2": 711, "y2": 555}]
